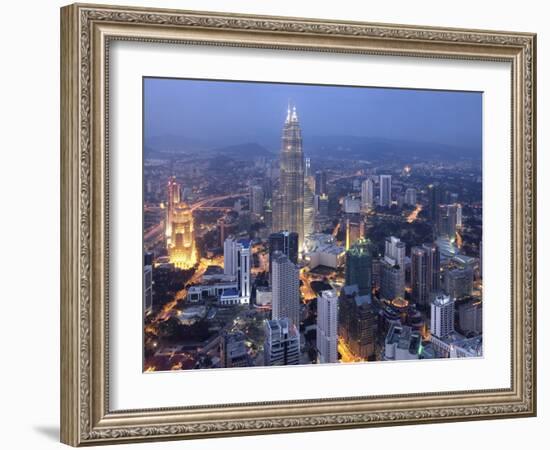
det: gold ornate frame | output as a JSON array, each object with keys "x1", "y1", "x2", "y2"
[{"x1": 60, "y1": 3, "x2": 536, "y2": 446}]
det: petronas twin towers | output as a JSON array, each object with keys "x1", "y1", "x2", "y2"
[{"x1": 273, "y1": 105, "x2": 306, "y2": 249}]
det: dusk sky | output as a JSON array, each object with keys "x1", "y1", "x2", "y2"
[{"x1": 144, "y1": 77, "x2": 482, "y2": 152}]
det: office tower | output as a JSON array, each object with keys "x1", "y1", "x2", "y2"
[
  {"x1": 345, "y1": 238, "x2": 372, "y2": 296},
  {"x1": 380, "y1": 236, "x2": 406, "y2": 299},
  {"x1": 268, "y1": 231, "x2": 299, "y2": 275},
  {"x1": 168, "y1": 202, "x2": 197, "y2": 269},
  {"x1": 249, "y1": 185, "x2": 264, "y2": 216},
  {"x1": 165, "y1": 176, "x2": 181, "y2": 240},
  {"x1": 437, "y1": 204, "x2": 458, "y2": 238},
  {"x1": 410, "y1": 246, "x2": 428, "y2": 307},
  {"x1": 405, "y1": 188, "x2": 417, "y2": 206},
  {"x1": 427, "y1": 182, "x2": 442, "y2": 220},
  {"x1": 458, "y1": 299, "x2": 483, "y2": 335},
  {"x1": 345, "y1": 216, "x2": 365, "y2": 250},
  {"x1": 273, "y1": 105, "x2": 305, "y2": 247},
  {"x1": 361, "y1": 177, "x2": 375, "y2": 210},
  {"x1": 220, "y1": 331, "x2": 251, "y2": 368},
  {"x1": 304, "y1": 173, "x2": 315, "y2": 238},
  {"x1": 385, "y1": 236, "x2": 406, "y2": 268},
  {"x1": 430, "y1": 294, "x2": 455, "y2": 338},
  {"x1": 316, "y1": 193, "x2": 329, "y2": 216},
  {"x1": 343, "y1": 196, "x2": 361, "y2": 214},
  {"x1": 380, "y1": 263, "x2": 405, "y2": 300},
  {"x1": 423, "y1": 242, "x2": 441, "y2": 293},
  {"x1": 339, "y1": 285, "x2": 377, "y2": 360},
  {"x1": 456, "y1": 203, "x2": 463, "y2": 228},
  {"x1": 263, "y1": 318, "x2": 300, "y2": 366},
  {"x1": 223, "y1": 237, "x2": 251, "y2": 303},
  {"x1": 223, "y1": 237, "x2": 237, "y2": 276},
  {"x1": 271, "y1": 252, "x2": 300, "y2": 327},
  {"x1": 317, "y1": 290, "x2": 339, "y2": 364},
  {"x1": 444, "y1": 267, "x2": 474, "y2": 300},
  {"x1": 379, "y1": 174, "x2": 392, "y2": 207},
  {"x1": 315, "y1": 170, "x2": 327, "y2": 195},
  {"x1": 144, "y1": 264, "x2": 153, "y2": 315}
]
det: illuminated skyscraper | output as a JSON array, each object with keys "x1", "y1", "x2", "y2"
[
  {"x1": 274, "y1": 105, "x2": 305, "y2": 247},
  {"x1": 168, "y1": 201, "x2": 197, "y2": 269}
]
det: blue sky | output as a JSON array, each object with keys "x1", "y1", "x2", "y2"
[{"x1": 144, "y1": 77, "x2": 482, "y2": 152}]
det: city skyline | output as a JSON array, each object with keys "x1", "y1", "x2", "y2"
[
  {"x1": 144, "y1": 77, "x2": 483, "y2": 156},
  {"x1": 143, "y1": 78, "x2": 483, "y2": 372}
]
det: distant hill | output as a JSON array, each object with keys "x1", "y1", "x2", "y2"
[
  {"x1": 211, "y1": 142, "x2": 273, "y2": 160},
  {"x1": 305, "y1": 135, "x2": 480, "y2": 161},
  {"x1": 144, "y1": 135, "x2": 210, "y2": 154}
]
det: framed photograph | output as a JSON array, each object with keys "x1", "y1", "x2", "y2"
[{"x1": 60, "y1": 3, "x2": 537, "y2": 446}]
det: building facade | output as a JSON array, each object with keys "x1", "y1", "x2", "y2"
[
  {"x1": 317, "y1": 290, "x2": 339, "y2": 364},
  {"x1": 430, "y1": 293, "x2": 455, "y2": 338},
  {"x1": 271, "y1": 251, "x2": 301, "y2": 327},
  {"x1": 263, "y1": 318, "x2": 300, "y2": 366}
]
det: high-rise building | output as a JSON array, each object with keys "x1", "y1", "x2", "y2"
[
  {"x1": 379, "y1": 174, "x2": 392, "y2": 207},
  {"x1": 437, "y1": 204, "x2": 458, "y2": 238},
  {"x1": 263, "y1": 318, "x2": 300, "y2": 366},
  {"x1": 304, "y1": 174, "x2": 315, "y2": 239},
  {"x1": 456, "y1": 203, "x2": 463, "y2": 228},
  {"x1": 380, "y1": 236, "x2": 406, "y2": 299},
  {"x1": 343, "y1": 196, "x2": 361, "y2": 214},
  {"x1": 268, "y1": 231, "x2": 299, "y2": 275},
  {"x1": 271, "y1": 251, "x2": 300, "y2": 327},
  {"x1": 315, "y1": 170, "x2": 327, "y2": 195},
  {"x1": 380, "y1": 263, "x2": 405, "y2": 300},
  {"x1": 423, "y1": 242, "x2": 441, "y2": 293},
  {"x1": 273, "y1": 105, "x2": 305, "y2": 247},
  {"x1": 345, "y1": 216, "x2": 365, "y2": 250},
  {"x1": 458, "y1": 299, "x2": 483, "y2": 335},
  {"x1": 430, "y1": 294, "x2": 455, "y2": 338},
  {"x1": 220, "y1": 331, "x2": 251, "y2": 368},
  {"x1": 144, "y1": 264, "x2": 153, "y2": 315},
  {"x1": 315, "y1": 193, "x2": 329, "y2": 217},
  {"x1": 385, "y1": 236, "x2": 406, "y2": 268},
  {"x1": 444, "y1": 267, "x2": 474, "y2": 300},
  {"x1": 223, "y1": 237, "x2": 251, "y2": 303},
  {"x1": 345, "y1": 239, "x2": 372, "y2": 296},
  {"x1": 339, "y1": 285, "x2": 377, "y2": 360},
  {"x1": 165, "y1": 176, "x2": 181, "y2": 240},
  {"x1": 411, "y1": 246, "x2": 428, "y2": 307},
  {"x1": 168, "y1": 202, "x2": 197, "y2": 269},
  {"x1": 361, "y1": 178, "x2": 375, "y2": 210},
  {"x1": 249, "y1": 185, "x2": 264, "y2": 216},
  {"x1": 405, "y1": 188, "x2": 417, "y2": 206},
  {"x1": 317, "y1": 290, "x2": 339, "y2": 364},
  {"x1": 427, "y1": 182, "x2": 442, "y2": 220}
]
